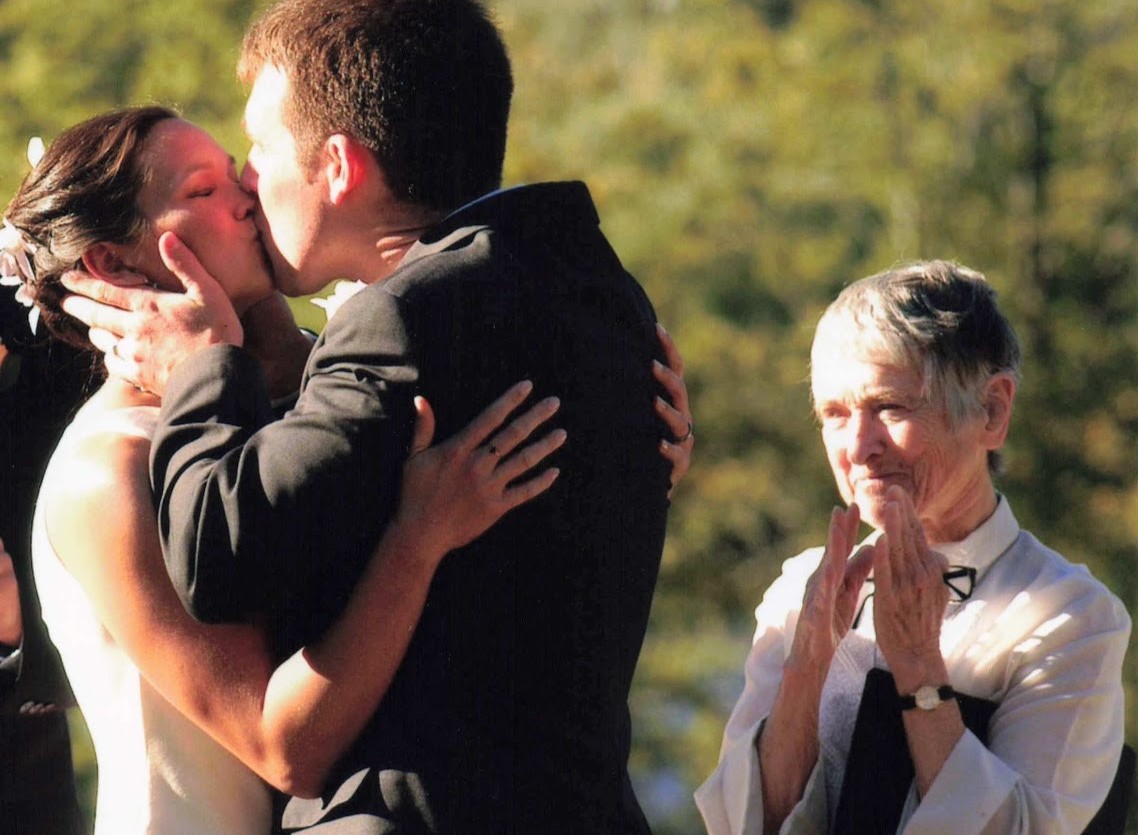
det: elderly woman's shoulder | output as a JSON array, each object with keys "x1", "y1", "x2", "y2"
[{"x1": 996, "y1": 529, "x2": 1130, "y2": 630}]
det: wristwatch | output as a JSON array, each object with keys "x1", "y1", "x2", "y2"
[{"x1": 899, "y1": 684, "x2": 956, "y2": 711}]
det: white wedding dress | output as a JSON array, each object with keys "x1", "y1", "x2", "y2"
[{"x1": 33, "y1": 402, "x2": 271, "y2": 835}]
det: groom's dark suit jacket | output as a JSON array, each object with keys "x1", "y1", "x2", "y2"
[{"x1": 150, "y1": 182, "x2": 670, "y2": 833}]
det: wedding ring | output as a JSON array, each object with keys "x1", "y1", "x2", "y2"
[{"x1": 676, "y1": 421, "x2": 694, "y2": 443}]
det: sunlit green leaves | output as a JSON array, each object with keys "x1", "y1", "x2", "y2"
[{"x1": 1, "y1": 1, "x2": 1136, "y2": 832}]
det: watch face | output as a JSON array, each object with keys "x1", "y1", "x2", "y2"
[{"x1": 914, "y1": 685, "x2": 940, "y2": 710}]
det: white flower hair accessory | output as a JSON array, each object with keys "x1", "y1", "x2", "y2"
[
  {"x1": 0, "y1": 219, "x2": 40, "y2": 334},
  {"x1": 26, "y1": 137, "x2": 44, "y2": 167},
  {"x1": 0, "y1": 138, "x2": 47, "y2": 334}
]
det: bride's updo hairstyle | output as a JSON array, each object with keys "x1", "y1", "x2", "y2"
[{"x1": 3, "y1": 105, "x2": 178, "y2": 349}]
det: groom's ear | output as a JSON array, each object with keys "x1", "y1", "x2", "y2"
[
  {"x1": 323, "y1": 134, "x2": 370, "y2": 205},
  {"x1": 81, "y1": 243, "x2": 133, "y2": 281}
]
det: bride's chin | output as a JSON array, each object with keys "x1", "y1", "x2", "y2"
[{"x1": 234, "y1": 284, "x2": 280, "y2": 318}]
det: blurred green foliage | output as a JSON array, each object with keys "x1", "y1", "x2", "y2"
[{"x1": 2, "y1": 1, "x2": 1136, "y2": 833}]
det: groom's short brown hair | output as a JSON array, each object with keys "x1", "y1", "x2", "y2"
[{"x1": 239, "y1": 0, "x2": 513, "y2": 213}]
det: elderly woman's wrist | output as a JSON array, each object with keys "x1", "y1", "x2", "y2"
[
  {"x1": 779, "y1": 656, "x2": 831, "y2": 710},
  {"x1": 889, "y1": 653, "x2": 951, "y2": 696}
]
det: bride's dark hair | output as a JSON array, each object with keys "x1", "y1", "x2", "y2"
[{"x1": 3, "y1": 105, "x2": 179, "y2": 350}]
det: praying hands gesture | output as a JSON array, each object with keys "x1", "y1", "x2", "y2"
[{"x1": 756, "y1": 491, "x2": 964, "y2": 833}]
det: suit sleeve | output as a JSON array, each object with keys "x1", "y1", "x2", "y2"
[{"x1": 150, "y1": 285, "x2": 417, "y2": 627}]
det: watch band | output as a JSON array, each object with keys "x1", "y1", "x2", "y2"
[{"x1": 899, "y1": 683, "x2": 956, "y2": 711}]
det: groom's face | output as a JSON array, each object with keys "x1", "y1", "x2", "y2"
[{"x1": 240, "y1": 64, "x2": 329, "y2": 298}]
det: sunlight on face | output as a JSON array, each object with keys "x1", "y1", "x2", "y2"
[
  {"x1": 130, "y1": 119, "x2": 274, "y2": 315},
  {"x1": 241, "y1": 65, "x2": 328, "y2": 298},
  {"x1": 811, "y1": 322, "x2": 992, "y2": 544}
]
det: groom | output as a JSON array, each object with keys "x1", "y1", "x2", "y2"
[{"x1": 63, "y1": 0, "x2": 672, "y2": 831}]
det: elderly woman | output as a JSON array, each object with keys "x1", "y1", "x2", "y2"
[{"x1": 696, "y1": 261, "x2": 1130, "y2": 834}]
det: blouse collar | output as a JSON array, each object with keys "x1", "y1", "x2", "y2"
[{"x1": 930, "y1": 494, "x2": 1019, "y2": 579}]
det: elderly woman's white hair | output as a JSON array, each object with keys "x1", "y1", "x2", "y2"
[{"x1": 811, "y1": 259, "x2": 1022, "y2": 472}]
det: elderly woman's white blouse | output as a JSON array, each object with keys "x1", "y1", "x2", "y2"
[{"x1": 695, "y1": 498, "x2": 1130, "y2": 835}]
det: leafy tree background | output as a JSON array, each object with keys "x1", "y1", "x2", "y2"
[{"x1": 1, "y1": 0, "x2": 1136, "y2": 832}]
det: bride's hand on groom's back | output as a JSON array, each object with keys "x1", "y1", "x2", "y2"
[
  {"x1": 391, "y1": 380, "x2": 566, "y2": 561},
  {"x1": 653, "y1": 323, "x2": 694, "y2": 497}
]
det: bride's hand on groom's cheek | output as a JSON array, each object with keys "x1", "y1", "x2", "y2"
[{"x1": 653, "y1": 323, "x2": 694, "y2": 497}]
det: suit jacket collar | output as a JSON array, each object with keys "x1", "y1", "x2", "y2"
[{"x1": 400, "y1": 181, "x2": 599, "y2": 269}]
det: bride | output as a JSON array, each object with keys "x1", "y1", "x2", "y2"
[{"x1": 1, "y1": 107, "x2": 692, "y2": 834}]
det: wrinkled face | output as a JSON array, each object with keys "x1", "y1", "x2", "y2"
[
  {"x1": 240, "y1": 64, "x2": 328, "y2": 298},
  {"x1": 811, "y1": 333, "x2": 991, "y2": 542},
  {"x1": 131, "y1": 119, "x2": 273, "y2": 315}
]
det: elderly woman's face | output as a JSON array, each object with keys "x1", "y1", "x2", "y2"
[{"x1": 811, "y1": 343, "x2": 993, "y2": 544}]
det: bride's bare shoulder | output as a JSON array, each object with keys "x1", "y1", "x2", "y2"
[{"x1": 40, "y1": 387, "x2": 155, "y2": 562}]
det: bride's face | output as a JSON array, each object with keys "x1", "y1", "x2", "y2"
[{"x1": 126, "y1": 119, "x2": 273, "y2": 315}]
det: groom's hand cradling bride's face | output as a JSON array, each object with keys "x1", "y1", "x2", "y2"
[{"x1": 59, "y1": 232, "x2": 249, "y2": 395}]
